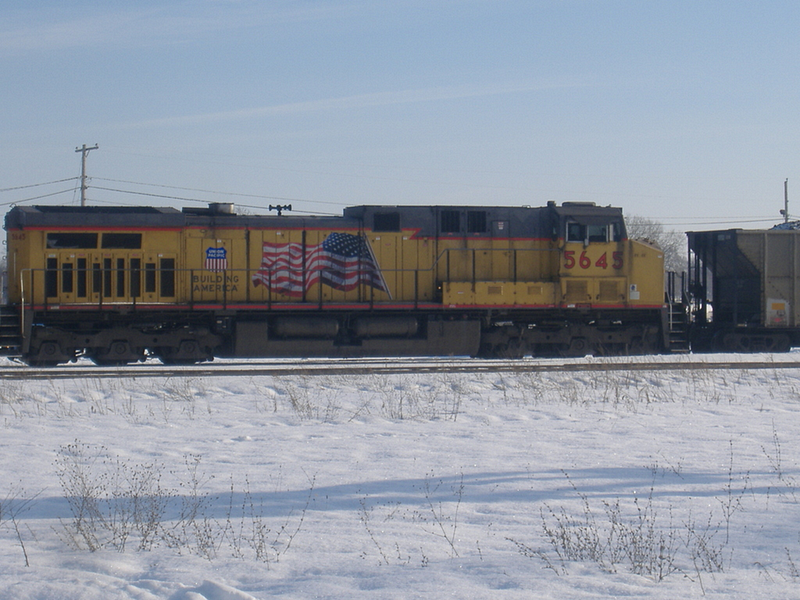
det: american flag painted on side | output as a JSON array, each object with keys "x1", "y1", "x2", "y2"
[{"x1": 251, "y1": 232, "x2": 390, "y2": 298}]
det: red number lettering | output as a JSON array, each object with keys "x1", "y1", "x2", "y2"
[
  {"x1": 579, "y1": 251, "x2": 591, "y2": 269},
  {"x1": 595, "y1": 252, "x2": 608, "y2": 269},
  {"x1": 564, "y1": 250, "x2": 575, "y2": 269},
  {"x1": 612, "y1": 251, "x2": 623, "y2": 270}
]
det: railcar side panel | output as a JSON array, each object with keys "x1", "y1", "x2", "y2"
[{"x1": 687, "y1": 228, "x2": 800, "y2": 351}]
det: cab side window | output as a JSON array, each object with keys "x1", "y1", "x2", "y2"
[
  {"x1": 587, "y1": 225, "x2": 608, "y2": 243},
  {"x1": 566, "y1": 221, "x2": 611, "y2": 243},
  {"x1": 566, "y1": 222, "x2": 584, "y2": 242}
]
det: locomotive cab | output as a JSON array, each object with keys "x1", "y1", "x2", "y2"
[
  {"x1": 551, "y1": 202, "x2": 659, "y2": 308},
  {"x1": 556, "y1": 201, "x2": 627, "y2": 246},
  {"x1": 558, "y1": 200, "x2": 623, "y2": 236}
]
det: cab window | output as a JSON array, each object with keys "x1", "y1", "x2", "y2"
[
  {"x1": 566, "y1": 222, "x2": 584, "y2": 242},
  {"x1": 587, "y1": 224, "x2": 608, "y2": 243},
  {"x1": 566, "y1": 221, "x2": 610, "y2": 243}
]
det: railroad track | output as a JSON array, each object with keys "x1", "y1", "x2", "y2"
[{"x1": 2, "y1": 357, "x2": 800, "y2": 380}]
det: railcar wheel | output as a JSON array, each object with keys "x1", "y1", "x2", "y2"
[
  {"x1": 772, "y1": 334, "x2": 792, "y2": 353},
  {"x1": 712, "y1": 331, "x2": 792, "y2": 353}
]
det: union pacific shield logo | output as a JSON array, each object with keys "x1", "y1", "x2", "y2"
[{"x1": 205, "y1": 247, "x2": 228, "y2": 272}]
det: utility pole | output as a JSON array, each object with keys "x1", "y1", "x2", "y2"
[
  {"x1": 785, "y1": 178, "x2": 789, "y2": 224},
  {"x1": 75, "y1": 144, "x2": 98, "y2": 207}
]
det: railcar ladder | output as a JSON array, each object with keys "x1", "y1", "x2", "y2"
[
  {"x1": 667, "y1": 301, "x2": 690, "y2": 352},
  {"x1": 665, "y1": 271, "x2": 690, "y2": 352},
  {"x1": 0, "y1": 306, "x2": 22, "y2": 357}
]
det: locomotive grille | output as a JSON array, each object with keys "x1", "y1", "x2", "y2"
[
  {"x1": 599, "y1": 280, "x2": 621, "y2": 302},
  {"x1": 527, "y1": 284, "x2": 544, "y2": 296},
  {"x1": 565, "y1": 280, "x2": 589, "y2": 302}
]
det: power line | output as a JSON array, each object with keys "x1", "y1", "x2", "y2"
[
  {"x1": 91, "y1": 185, "x2": 214, "y2": 205},
  {"x1": 90, "y1": 186, "x2": 338, "y2": 214},
  {"x1": 92, "y1": 177, "x2": 344, "y2": 207},
  {"x1": 0, "y1": 188, "x2": 76, "y2": 207},
  {"x1": 0, "y1": 177, "x2": 79, "y2": 193},
  {"x1": 656, "y1": 215, "x2": 777, "y2": 221},
  {"x1": 84, "y1": 195, "x2": 333, "y2": 215},
  {"x1": 653, "y1": 217, "x2": 782, "y2": 226},
  {"x1": 0, "y1": 174, "x2": 788, "y2": 226}
]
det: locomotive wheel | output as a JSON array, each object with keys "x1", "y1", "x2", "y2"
[
  {"x1": 563, "y1": 337, "x2": 590, "y2": 357},
  {"x1": 156, "y1": 340, "x2": 212, "y2": 365},
  {"x1": 476, "y1": 339, "x2": 525, "y2": 359},
  {"x1": 89, "y1": 341, "x2": 144, "y2": 366},
  {"x1": 26, "y1": 340, "x2": 70, "y2": 366},
  {"x1": 499, "y1": 339, "x2": 526, "y2": 359},
  {"x1": 627, "y1": 336, "x2": 646, "y2": 355}
]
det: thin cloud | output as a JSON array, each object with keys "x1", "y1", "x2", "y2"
[
  {"x1": 0, "y1": 2, "x2": 365, "y2": 54},
  {"x1": 0, "y1": 8, "x2": 163, "y2": 53},
  {"x1": 121, "y1": 80, "x2": 585, "y2": 129}
]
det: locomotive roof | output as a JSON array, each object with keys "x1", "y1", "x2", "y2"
[
  {"x1": 5, "y1": 205, "x2": 185, "y2": 229},
  {"x1": 5, "y1": 202, "x2": 626, "y2": 237},
  {"x1": 344, "y1": 203, "x2": 625, "y2": 237},
  {"x1": 551, "y1": 203, "x2": 624, "y2": 224}
]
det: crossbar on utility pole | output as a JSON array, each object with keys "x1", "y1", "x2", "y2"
[{"x1": 75, "y1": 144, "x2": 98, "y2": 207}]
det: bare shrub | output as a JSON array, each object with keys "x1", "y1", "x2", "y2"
[
  {"x1": 0, "y1": 381, "x2": 24, "y2": 418},
  {"x1": 517, "y1": 471, "x2": 715, "y2": 583},
  {"x1": 159, "y1": 377, "x2": 208, "y2": 420},
  {"x1": 227, "y1": 473, "x2": 315, "y2": 565},
  {"x1": 55, "y1": 442, "x2": 313, "y2": 565},
  {"x1": 414, "y1": 471, "x2": 463, "y2": 557},
  {"x1": 373, "y1": 376, "x2": 463, "y2": 421},
  {"x1": 358, "y1": 471, "x2": 466, "y2": 566},
  {"x1": 0, "y1": 485, "x2": 40, "y2": 566},
  {"x1": 55, "y1": 441, "x2": 169, "y2": 552},
  {"x1": 281, "y1": 377, "x2": 341, "y2": 421}
]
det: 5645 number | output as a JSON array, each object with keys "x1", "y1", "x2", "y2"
[{"x1": 564, "y1": 250, "x2": 623, "y2": 270}]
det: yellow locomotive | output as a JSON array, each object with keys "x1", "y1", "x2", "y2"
[{"x1": 1, "y1": 201, "x2": 665, "y2": 365}]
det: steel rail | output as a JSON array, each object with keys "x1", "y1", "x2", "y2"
[{"x1": 1, "y1": 359, "x2": 799, "y2": 380}]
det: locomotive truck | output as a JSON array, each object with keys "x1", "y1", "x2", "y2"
[{"x1": 0, "y1": 201, "x2": 667, "y2": 365}]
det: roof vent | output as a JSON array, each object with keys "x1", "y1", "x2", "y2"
[
  {"x1": 209, "y1": 202, "x2": 234, "y2": 214},
  {"x1": 182, "y1": 203, "x2": 236, "y2": 216}
]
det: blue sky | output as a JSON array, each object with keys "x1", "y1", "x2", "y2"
[{"x1": 2, "y1": 0, "x2": 800, "y2": 228}]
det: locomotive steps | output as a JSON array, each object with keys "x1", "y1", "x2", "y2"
[{"x1": 0, "y1": 306, "x2": 22, "y2": 356}]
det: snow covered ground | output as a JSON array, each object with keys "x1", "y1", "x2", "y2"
[{"x1": 1, "y1": 353, "x2": 800, "y2": 599}]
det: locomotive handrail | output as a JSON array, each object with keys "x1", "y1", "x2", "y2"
[
  {"x1": 19, "y1": 247, "x2": 565, "y2": 312},
  {"x1": 429, "y1": 246, "x2": 559, "y2": 275}
]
